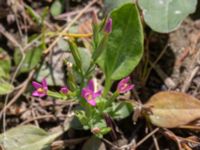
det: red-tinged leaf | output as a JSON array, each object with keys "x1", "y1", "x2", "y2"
[{"x1": 144, "y1": 91, "x2": 200, "y2": 128}]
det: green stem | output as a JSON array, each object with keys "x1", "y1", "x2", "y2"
[
  {"x1": 110, "y1": 91, "x2": 119, "y2": 101},
  {"x1": 47, "y1": 90, "x2": 66, "y2": 99},
  {"x1": 103, "y1": 78, "x2": 112, "y2": 97}
]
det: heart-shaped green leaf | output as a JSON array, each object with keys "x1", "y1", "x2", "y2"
[
  {"x1": 98, "y1": 3, "x2": 143, "y2": 80},
  {"x1": 144, "y1": 91, "x2": 200, "y2": 128},
  {"x1": 138, "y1": 0, "x2": 197, "y2": 33}
]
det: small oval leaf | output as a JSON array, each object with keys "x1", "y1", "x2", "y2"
[
  {"x1": 144, "y1": 91, "x2": 200, "y2": 128},
  {"x1": 50, "y1": 0, "x2": 63, "y2": 17}
]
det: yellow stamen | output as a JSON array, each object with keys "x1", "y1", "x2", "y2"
[
  {"x1": 86, "y1": 94, "x2": 93, "y2": 100},
  {"x1": 37, "y1": 88, "x2": 45, "y2": 93}
]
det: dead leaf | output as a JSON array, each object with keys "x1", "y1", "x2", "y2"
[{"x1": 144, "y1": 91, "x2": 200, "y2": 128}]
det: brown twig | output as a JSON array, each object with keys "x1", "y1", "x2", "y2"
[
  {"x1": 181, "y1": 66, "x2": 199, "y2": 92},
  {"x1": 149, "y1": 61, "x2": 176, "y2": 89},
  {"x1": 134, "y1": 128, "x2": 159, "y2": 149},
  {"x1": 20, "y1": 114, "x2": 65, "y2": 125}
]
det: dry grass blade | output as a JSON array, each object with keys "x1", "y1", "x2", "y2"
[{"x1": 44, "y1": 0, "x2": 99, "y2": 54}]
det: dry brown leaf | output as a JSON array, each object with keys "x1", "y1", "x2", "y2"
[{"x1": 144, "y1": 91, "x2": 200, "y2": 128}]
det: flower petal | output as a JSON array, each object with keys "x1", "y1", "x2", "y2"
[
  {"x1": 121, "y1": 77, "x2": 130, "y2": 84},
  {"x1": 81, "y1": 88, "x2": 90, "y2": 98},
  {"x1": 39, "y1": 93, "x2": 46, "y2": 97},
  {"x1": 120, "y1": 84, "x2": 134, "y2": 93},
  {"x1": 94, "y1": 90, "x2": 102, "y2": 98},
  {"x1": 88, "y1": 80, "x2": 94, "y2": 91},
  {"x1": 42, "y1": 78, "x2": 48, "y2": 90},
  {"x1": 32, "y1": 81, "x2": 42, "y2": 89},
  {"x1": 32, "y1": 91, "x2": 41, "y2": 97},
  {"x1": 32, "y1": 91, "x2": 46, "y2": 97},
  {"x1": 87, "y1": 99, "x2": 96, "y2": 106}
]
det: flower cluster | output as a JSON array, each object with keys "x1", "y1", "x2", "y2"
[
  {"x1": 32, "y1": 76, "x2": 134, "y2": 106},
  {"x1": 29, "y1": 14, "x2": 139, "y2": 138},
  {"x1": 32, "y1": 75, "x2": 134, "y2": 109}
]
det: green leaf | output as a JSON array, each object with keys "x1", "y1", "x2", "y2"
[
  {"x1": 68, "y1": 40, "x2": 82, "y2": 71},
  {"x1": 0, "y1": 48, "x2": 11, "y2": 78},
  {"x1": 14, "y1": 46, "x2": 43, "y2": 73},
  {"x1": 98, "y1": 3, "x2": 143, "y2": 80},
  {"x1": 25, "y1": 4, "x2": 42, "y2": 24},
  {"x1": 0, "y1": 125, "x2": 61, "y2": 150},
  {"x1": 0, "y1": 67, "x2": 8, "y2": 79},
  {"x1": 0, "y1": 80, "x2": 14, "y2": 95},
  {"x1": 69, "y1": 47, "x2": 91, "y2": 83},
  {"x1": 47, "y1": 90, "x2": 66, "y2": 99},
  {"x1": 138, "y1": 0, "x2": 197, "y2": 33},
  {"x1": 96, "y1": 97, "x2": 109, "y2": 113},
  {"x1": 144, "y1": 91, "x2": 200, "y2": 128},
  {"x1": 109, "y1": 102, "x2": 133, "y2": 120},
  {"x1": 75, "y1": 110, "x2": 90, "y2": 130},
  {"x1": 50, "y1": 0, "x2": 63, "y2": 17}
]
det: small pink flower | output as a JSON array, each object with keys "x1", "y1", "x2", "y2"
[
  {"x1": 104, "y1": 18, "x2": 112, "y2": 33},
  {"x1": 117, "y1": 77, "x2": 134, "y2": 94},
  {"x1": 60, "y1": 86, "x2": 69, "y2": 94},
  {"x1": 81, "y1": 80, "x2": 101, "y2": 106},
  {"x1": 32, "y1": 78, "x2": 48, "y2": 97}
]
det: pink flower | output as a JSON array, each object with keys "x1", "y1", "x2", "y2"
[
  {"x1": 104, "y1": 18, "x2": 112, "y2": 33},
  {"x1": 60, "y1": 86, "x2": 69, "y2": 94},
  {"x1": 117, "y1": 77, "x2": 134, "y2": 94},
  {"x1": 81, "y1": 80, "x2": 101, "y2": 106},
  {"x1": 32, "y1": 79, "x2": 48, "y2": 97}
]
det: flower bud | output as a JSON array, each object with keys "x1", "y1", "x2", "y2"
[
  {"x1": 104, "y1": 18, "x2": 112, "y2": 33},
  {"x1": 60, "y1": 86, "x2": 69, "y2": 94}
]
